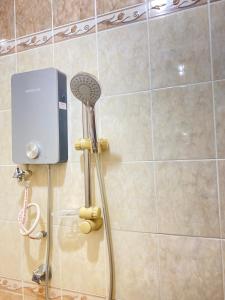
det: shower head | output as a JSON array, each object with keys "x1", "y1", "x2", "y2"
[{"x1": 70, "y1": 72, "x2": 101, "y2": 107}]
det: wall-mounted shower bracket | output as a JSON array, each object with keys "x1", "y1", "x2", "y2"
[
  {"x1": 79, "y1": 206, "x2": 101, "y2": 220},
  {"x1": 75, "y1": 138, "x2": 109, "y2": 153},
  {"x1": 79, "y1": 206, "x2": 103, "y2": 234}
]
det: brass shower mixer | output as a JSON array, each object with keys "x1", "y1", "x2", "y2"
[{"x1": 75, "y1": 138, "x2": 109, "y2": 153}]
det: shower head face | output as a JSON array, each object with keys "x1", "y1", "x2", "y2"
[{"x1": 70, "y1": 72, "x2": 101, "y2": 107}]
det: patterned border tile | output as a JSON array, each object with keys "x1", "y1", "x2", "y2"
[
  {"x1": 149, "y1": 0, "x2": 207, "y2": 17},
  {"x1": 0, "y1": 276, "x2": 104, "y2": 299},
  {"x1": 0, "y1": 39, "x2": 16, "y2": 56},
  {"x1": 0, "y1": 277, "x2": 22, "y2": 294},
  {"x1": 61, "y1": 289, "x2": 104, "y2": 300},
  {"x1": 97, "y1": 3, "x2": 147, "y2": 31},
  {"x1": 16, "y1": 28, "x2": 53, "y2": 53},
  {"x1": 54, "y1": 17, "x2": 96, "y2": 43}
]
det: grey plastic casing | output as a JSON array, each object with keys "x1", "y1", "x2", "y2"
[{"x1": 11, "y1": 68, "x2": 68, "y2": 164}]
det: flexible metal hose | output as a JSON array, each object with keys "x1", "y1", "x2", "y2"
[
  {"x1": 94, "y1": 154, "x2": 114, "y2": 300},
  {"x1": 45, "y1": 164, "x2": 51, "y2": 300}
]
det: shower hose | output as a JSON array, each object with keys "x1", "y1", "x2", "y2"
[{"x1": 95, "y1": 153, "x2": 114, "y2": 300}]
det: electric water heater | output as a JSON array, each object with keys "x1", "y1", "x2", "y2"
[{"x1": 11, "y1": 68, "x2": 68, "y2": 164}]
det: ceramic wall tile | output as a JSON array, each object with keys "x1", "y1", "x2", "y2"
[
  {"x1": 149, "y1": 6, "x2": 211, "y2": 88},
  {"x1": 98, "y1": 22, "x2": 150, "y2": 96},
  {"x1": 214, "y1": 80, "x2": 225, "y2": 158},
  {"x1": 100, "y1": 92, "x2": 153, "y2": 162},
  {"x1": 17, "y1": 45, "x2": 54, "y2": 72},
  {"x1": 54, "y1": 34, "x2": 98, "y2": 81},
  {"x1": 97, "y1": 0, "x2": 145, "y2": 15},
  {"x1": 159, "y1": 235, "x2": 223, "y2": 300},
  {"x1": 152, "y1": 83, "x2": 215, "y2": 160},
  {"x1": 211, "y1": 0, "x2": 225, "y2": 80},
  {"x1": 0, "y1": 110, "x2": 12, "y2": 165},
  {"x1": 156, "y1": 161, "x2": 220, "y2": 237},
  {"x1": 53, "y1": 0, "x2": 95, "y2": 27},
  {"x1": 16, "y1": 0, "x2": 52, "y2": 37},
  {"x1": 0, "y1": 166, "x2": 24, "y2": 221},
  {"x1": 218, "y1": 161, "x2": 225, "y2": 238},
  {"x1": 0, "y1": 291, "x2": 22, "y2": 300},
  {"x1": 0, "y1": 0, "x2": 15, "y2": 41},
  {"x1": 0, "y1": 54, "x2": 16, "y2": 110},
  {"x1": 103, "y1": 162, "x2": 157, "y2": 232},
  {"x1": 113, "y1": 231, "x2": 159, "y2": 300},
  {"x1": 59, "y1": 225, "x2": 106, "y2": 296},
  {"x1": 0, "y1": 222, "x2": 22, "y2": 279}
]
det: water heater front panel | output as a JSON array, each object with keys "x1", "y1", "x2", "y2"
[{"x1": 11, "y1": 68, "x2": 68, "y2": 164}]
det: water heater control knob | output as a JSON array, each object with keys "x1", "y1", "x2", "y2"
[{"x1": 26, "y1": 143, "x2": 40, "y2": 159}]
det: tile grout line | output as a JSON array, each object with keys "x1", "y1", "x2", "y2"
[
  {"x1": 50, "y1": 5, "x2": 63, "y2": 297},
  {"x1": 50, "y1": 0, "x2": 55, "y2": 68},
  {"x1": 146, "y1": 1, "x2": 162, "y2": 300},
  {"x1": 207, "y1": 0, "x2": 225, "y2": 297},
  {"x1": 99, "y1": 78, "x2": 225, "y2": 100},
  {"x1": 51, "y1": 223, "x2": 225, "y2": 241},
  {"x1": 100, "y1": 158, "x2": 225, "y2": 164},
  {"x1": 13, "y1": 2, "x2": 23, "y2": 299}
]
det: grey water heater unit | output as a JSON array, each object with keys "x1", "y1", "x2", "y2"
[{"x1": 11, "y1": 68, "x2": 68, "y2": 164}]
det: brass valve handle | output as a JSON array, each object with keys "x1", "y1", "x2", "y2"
[{"x1": 79, "y1": 218, "x2": 103, "y2": 234}]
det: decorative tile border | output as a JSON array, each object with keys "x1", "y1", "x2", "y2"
[
  {"x1": 149, "y1": 0, "x2": 207, "y2": 17},
  {"x1": 16, "y1": 28, "x2": 53, "y2": 53},
  {"x1": 0, "y1": 277, "x2": 22, "y2": 294},
  {"x1": 0, "y1": 0, "x2": 222, "y2": 57},
  {"x1": 97, "y1": 3, "x2": 147, "y2": 31},
  {"x1": 61, "y1": 289, "x2": 104, "y2": 300},
  {"x1": 54, "y1": 17, "x2": 96, "y2": 43},
  {"x1": 0, "y1": 39, "x2": 16, "y2": 56},
  {"x1": 0, "y1": 276, "x2": 104, "y2": 300}
]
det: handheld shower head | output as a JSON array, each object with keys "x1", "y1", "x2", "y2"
[
  {"x1": 70, "y1": 72, "x2": 101, "y2": 107},
  {"x1": 70, "y1": 72, "x2": 101, "y2": 153}
]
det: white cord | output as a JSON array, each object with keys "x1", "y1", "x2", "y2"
[{"x1": 18, "y1": 180, "x2": 41, "y2": 238}]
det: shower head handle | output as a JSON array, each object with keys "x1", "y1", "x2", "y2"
[{"x1": 87, "y1": 106, "x2": 98, "y2": 153}]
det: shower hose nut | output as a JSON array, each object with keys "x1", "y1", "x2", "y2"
[{"x1": 79, "y1": 218, "x2": 103, "y2": 234}]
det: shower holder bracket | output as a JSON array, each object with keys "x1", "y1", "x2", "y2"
[
  {"x1": 79, "y1": 206, "x2": 101, "y2": 220},
  {"x1": 79, "y1": 206, "x2": 103, "y2": 234},
  {"x1": 75, "y1": 138, "x2": 109, "y2": 153}
]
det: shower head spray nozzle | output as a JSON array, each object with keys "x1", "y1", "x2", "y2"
[
  {"x1": 70, "y1": 72, "x2": 101, "y2": 153},
  {"x1": 70, "y1": 72, "x2": 101, "y2": 107}
]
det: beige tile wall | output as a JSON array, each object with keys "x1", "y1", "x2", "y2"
[{"x1": 0, "y1": 0, "x2": 225, "y2": 300}]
